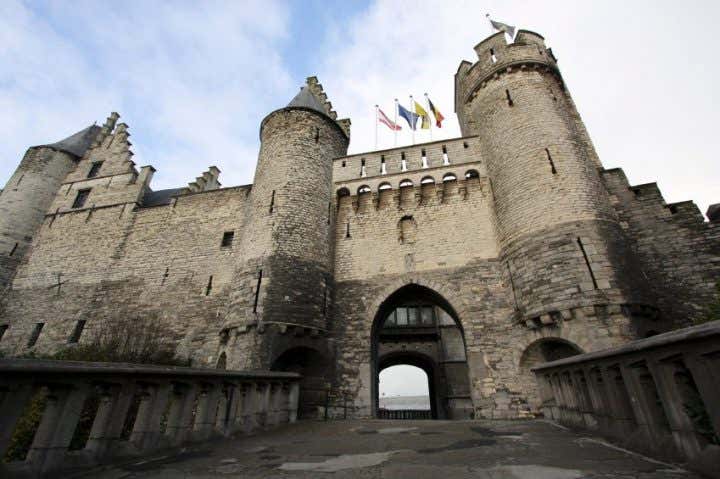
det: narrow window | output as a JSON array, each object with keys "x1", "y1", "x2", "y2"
[
  {"x1": 401, "y1": 152, "x2": 407, "y2": 172},
  {"x1": 322, "y1": 281, "x2": 328, "y2": 315},
  {"x1": 345, "y1": 221, "x2": 351, "y2": 238},
  {"x1": 72, "y1": 189, "x2": 91, "y2": 209},
  {"x1": 205, "y1": 275, "x2": 213, "y2": 296},
  {"x1": 269, "y1": 190, "x2": 275, "y2": 213},
  {"x1": 0, "y1": 324, "x2": 8, "y2": 342},
  {"x1": 68, "y1": 320, "x2": 86, "y2": 343},
  {"x1": 463, "y1": 141, "x2": 469, "y2": 149},
  {"x1": 9, "y1": 242, "x2": 18, "y2": 256},
  {"x1": 16, "y1": 174, "x2": 24, "y2": 186},
  {"x1": 545, "y1": 148, "x2": 557, "y2": 174},
  {"x1": 577, "y1": 238, "x2": 599, "y2": 289},
  {"x1": 380, "y1": 156, "x2": 387, "y2": 174},
  {"x1": 327, "y1": 202, "x2": 331, "y2": 224},
  {"x1": 505, "y1": 89, "x2": 514, "y2": 106},
  {"x1": 314, "y1": 127, "x2": 320, "y2": 143},
  {"x1": 27, "y1": 322, "x2": 44, "y2": 348},
  {"x1": 161, "y1": 267, "x2": 170, "y2": 285},
  {"x1": 490, "y1": 48, "x2": 497, "y2": 63},
  {"x1": 341, "y1": 160, "x2": 346, "y2": 167},
  {"x1": 421, "y1": 149, "x2": 428, "y2": 168},
  {"x1": 252, "y1": 269, "x2": 263, "y2": 313},
  {"x1": 507, "y1": 263, "x2": 519, "y2": 310},
  {"x1": 360, "y1": 158, "x2": 367, "y2": 177},
  {"x1": 87, "y1": 161, "x2": 103, "y2": 178},
  {"x1": 221, "y1": 231, "x2": 234, "y2": 247},
  {"x1": 442, "y1": 146, "x2": 450, "y2": 165}
]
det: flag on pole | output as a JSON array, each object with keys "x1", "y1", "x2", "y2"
[
  {"x1": 487, "y1": 15, "x2": 516, "y2": 38},
  {"x1": 414, "y1": 101, "x2": 431, "y2": 130},
  {"x1": 398, "y1": 103, "x2": 419, "y2": 130},
  {"x1": 426, "y1": 97, "x2": 445, "y2": 128},
  {"x1": 378, "y1": 108, "x2": 401, "y2": 131}
]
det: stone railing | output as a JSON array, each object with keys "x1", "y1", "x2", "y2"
[
  {"x1": 0, "y1": 359, "x2": 300, "y2": 477},
  {"x1": 533, "y1": 321, "x2": 720, "y2": 476}
]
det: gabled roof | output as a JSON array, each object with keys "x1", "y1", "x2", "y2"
[
  {"x1": 36, "y1": 125, "x2": 101, "y2": 157},
  {"x1": 141, "y1": 188, "x2": 184, "y2": 207},
  {"x1": 287, "y1": 86, "x2": 327, "y2": 115}
]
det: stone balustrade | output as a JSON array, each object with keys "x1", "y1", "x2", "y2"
[
  {"x1": 0, "y1": 359, "x2": 300, "y2": 477},
  {"x1": 533, "y1": 321, "x2": 720, "y2": 476}
]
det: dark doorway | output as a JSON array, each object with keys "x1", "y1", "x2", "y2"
[
  {"x1": 271, "y1": 346, "x2": 328, "y2": 419},
  {"x1": 519, "y1": 338, "x2": 584, "y2": 411}
]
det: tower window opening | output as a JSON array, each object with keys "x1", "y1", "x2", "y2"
[
  {"x1": 442, "y1": 146, "x2": 450, "y2": 165},
  {"x1": 27, "y1": 322, "x2": 44, "y2": 348},
  {"x1": 463, "y1": 141, "x2": 469, "y2": 149},
  {"x1": 314, "y1": 127, "x2": 320, "y2": 143},
  {"x1": 381, "y1": 156, "x2": 387, "y2": 174},
  {"x1": 577, "y1": 237, "x2": 599, "y2": 290},
  {"x1": 342, "y1": 160, "x2": 346, "y2": 167},
  {"x1": 9, "y1": 242, "x2": 18, "y2": 256},
  {"x1": 421, "y1": 149, "x2": 428, "y2": 168},
  {"x1": 72, "y1": 188, "x2": 91, "y2": 209},
  {"x1": 505, "y1": 89, "x2": 514, "y2": 106},
  {"x1": 269, "y1": 190, "x2": 275, "y2": 213},
  {"x1": 205, "y1": 275, "x2": 213, "y2": 296},
  {"x1": 221, "y1": 231, "x2": 235, "y2": 248},
  {"x1": 401, "y1": 152, "x2": 407, "y2": 172},
  {"x1": 68, "y1": 320, "x2": 86, "y2": 344},
  {"x1": 490, "y1": 48, "x2": 497, "y2": 63},
  {"x1": 327, "y1": 202, "x2": 331, "y2": 224},
  {"x1": 345, "y1": 221, "x2": 351, "y2": 238},
  {"x1": 360, "y1": 158, "x2": 367, "y2": 177},
  {"x1": 545, "y1": 148, "x2": 557, "y2": 174},
  {"x1": 252, "y1": 269, "x2": 263, "y2": 313},
  {"x1": 87, "y1": 161, "x2": 103, "y2": 178}
]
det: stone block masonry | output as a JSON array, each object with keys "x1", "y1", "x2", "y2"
[{"x1": 0, "y1": 30, "x2": 718, "y2": 421}]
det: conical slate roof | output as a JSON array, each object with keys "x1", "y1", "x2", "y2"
[
  {"x1": 36, "y1": 125, "x2": 101, "y2": 157},
  {"x1": 287, "y1": 86, "x2": 327, "y2": 115}
]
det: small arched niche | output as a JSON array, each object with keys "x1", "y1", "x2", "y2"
[
  {"x1": 442, "y1": 173, "x2": 457, "y2": 182},
  {"x1": 399, "y1": 179, "x2": 414, "y2": 188},
  {"x1": 378, "y1": 182, "x2": 392, "y2": 192},
  {"x1": 420, "y1": 176, "x2": 435, "y2": 185},
  {"x1": 357, "y1": 185, "x2": 371, "y2": 195},
  {"x1": 465, "y1": 169, "x2": 480, "y2": 179}
]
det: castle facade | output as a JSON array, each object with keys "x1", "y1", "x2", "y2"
[{"x1": 1, "y1": 30, "x2": 718, "y2": 419}]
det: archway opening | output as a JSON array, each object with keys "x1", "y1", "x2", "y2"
[
  {"x1": 371, "y1": 284, "x2": 473, "y2": 419},
  {"x1": 379, "y1": 362, "x2": 433, "y2": 419},
  {"x1": 519, "y1": 338, "x2": 583, "y2": 413},
  {"x1": 271, "y1": 346, "x2": 328, "y2": 419}
]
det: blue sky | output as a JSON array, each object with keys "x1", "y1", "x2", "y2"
[{"x1": 2, "y1": 0, "x2": 718, "y2": 214}]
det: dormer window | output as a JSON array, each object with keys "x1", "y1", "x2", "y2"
[{"x1": 87, "y1": 161, "x2": 103, "y2": 178}]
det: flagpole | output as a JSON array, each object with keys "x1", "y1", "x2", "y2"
[
  {"x1": 486, "y1": 13, "x2": 494, "y2": 38},
  {"x1": 424, "y1": 92, "x2": 433, "y2": 141},
  {"x1": 374, "y1": 105, "x2": 378, "y2": 150},
  {"x1": 393, "y1": 99, "x2": 398, "y2": 147},
  {"x1": 409, "y1": 94, "x2": 415, "y2": 145}
]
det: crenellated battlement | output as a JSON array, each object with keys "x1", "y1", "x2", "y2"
[{"x1": 454, "y1": 30, "x2": 558, "y2": 117}]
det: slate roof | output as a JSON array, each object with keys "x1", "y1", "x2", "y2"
[
  {"x1": 36, "y1": 125, "x2": 101, "y2": 157},
  {"x1": 142, "y1": 188, "x2": 184, "y2": 207},
  {"x1": 287, "y1": 86, "x2": 327, "y2": 115}
]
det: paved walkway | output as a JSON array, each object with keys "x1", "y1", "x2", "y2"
[{"x1": 90, "y1": 420, "x2": 699, "y2": 478}]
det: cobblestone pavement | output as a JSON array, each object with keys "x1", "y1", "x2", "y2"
[{"x1": 86, "y1": 420, "x2": 700, "y2": 478}]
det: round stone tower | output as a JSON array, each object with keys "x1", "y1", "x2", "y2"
[
  {"x1": 455, "y1": 31, "x2": 652, "y2": 332},
  {"x1": 0, "y1": 121, "x2": 106, "y2": 288},
  {"x1": 229, "y1": 77, "x2": 350, "y2": 375}
]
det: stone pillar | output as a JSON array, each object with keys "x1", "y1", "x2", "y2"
[
  {"x1": 129, "y1": 382, "x2": 171, "y2": 451},
  {"x1": 240, "y1": 383, "x2": 256, "y2": 433},
  {"x1": 648, "y1": 360, "x2": 703, "y2": 458},
  {"x1": 85, "y1": 381, "x2": 135, "y2": 461},
  {"x1": 288, "y1": 381, "x2": 300, "y2": 423},
  {"x1": 684, "y1": 354, "x2": 720, "y2": 439},
  {"x1": 26, "y1": 383, "x2": 88, "y2": 474},
  {"x1": 193, "y1": 382, "x2": 222, "y2": 441},
  {"x1": 0, "y1": 381, "x2": 34, "y2": 458},
  {"x1": 255, "y1": 382, "x2": 271, "y2": 429},
  {"x1": 584, "y1": 367, "x2": 612, "y2": 435},
  {"x1": 600, "y1": 367, "x2": 637, "y2": 440},
  {"x1": 572, "y1": 370, "x2": 598, "y2": 430},
  {"x1": 164, "y1": 382, "x2": 198, "y2": 445}
]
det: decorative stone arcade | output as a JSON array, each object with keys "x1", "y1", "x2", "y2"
[{"x1": 371, "y1": 284, "x2": 473, "y2": 419}]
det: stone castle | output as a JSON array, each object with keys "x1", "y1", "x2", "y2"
[{"x1": 1, "y1": 30, "x2": 718, "y2": 420}]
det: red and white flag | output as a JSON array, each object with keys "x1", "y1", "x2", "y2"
[{"x1": 378, "y1": 108, "x2": 401, "y2": 131}]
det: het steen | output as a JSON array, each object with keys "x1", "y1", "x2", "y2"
[{"x1": 0, "y1": 30, "x2": 718, "y2": 420}]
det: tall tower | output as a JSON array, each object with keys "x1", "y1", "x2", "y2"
[
  {"x1": 228, "y1": 78, "x2": 350, "y2": 384},
  {"x1": 0, "y1": 122, "x2": 104, "y2": 288},
  {"x1": 455, "y1": 31, "x2": 651, "y2": 332}
]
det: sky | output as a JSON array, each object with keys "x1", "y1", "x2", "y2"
[{"x1": 1, "y1": 0, "x2": 718, "y2": 216}]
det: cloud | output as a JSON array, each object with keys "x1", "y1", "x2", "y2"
[
  {"x1": 0, "y1": 0, "x2": 292, "y2": 191},
  {"x1": 316, "y1": 0, "x2": 719, "y2": 214}
]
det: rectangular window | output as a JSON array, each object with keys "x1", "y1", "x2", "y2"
[
  {"x1": 87, "y1": 161, "x2": 103, "y2": 178},
  {"x1": 252, "y1": 269, "x2": 263, "y2": 313},
  {"x1": 68, "y1": 320, "x2": 86, "y2": 343},
  {"x1": 72, "y1": 189, "x2": 91, "y2": 209},
  {"x1": 442, "y1": 146, "x2": 450, "y2": 165},
  {"x1": 396, "y1": 307, "x2": 408, "y2": 326},
  {"x1": 27, "y1": 322, "x2": 44, "y2": 348},
  {"x1": 420, "y1": 307, "x2": 434, "y2": 325},
  {"x1": 0, "y1": 324, "x2": 8, "y2": 342},
  {"x1": 380, "y1": 156, "x2": 387, "y2": 174},
  {"x1": 221, "y1": 231, "x2": 234, "y2": 247},
  {"x1": 360, "y1": 159, "x2": 367, "y2": 177},
  {"x1": 421, "y1": 149, "x2": 428, "y2": 168},
  {"x1": 407, "y1": 307, "x2": 418, "y2": 325}
]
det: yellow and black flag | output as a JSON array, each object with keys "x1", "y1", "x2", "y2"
[{"x1": 426, "y1": 96, "x2": 445, "y2": 128}]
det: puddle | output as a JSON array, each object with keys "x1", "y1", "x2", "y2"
[
  {"x1": 279, "y1": 451, "x2": 399, "y2": 472},
  {"x1": 418, "y1": 438, "x2": 496, "y2": 453}
]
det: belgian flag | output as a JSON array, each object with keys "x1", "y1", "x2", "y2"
[{"x1": 427, "y1": 97, "x2": 445, "y2": 128}]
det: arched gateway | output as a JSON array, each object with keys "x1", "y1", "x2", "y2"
[{"x1": 371, "y1": 284, "x2": 473, "y2": 419}]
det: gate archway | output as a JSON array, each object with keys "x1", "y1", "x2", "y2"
[
  {"x1": 271, "y1": 346, "x2": 329, "y2": 419},
  {"x1": 371, "y1": 283, "x2": 473, "y2": 419}
]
